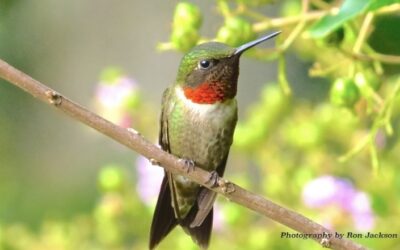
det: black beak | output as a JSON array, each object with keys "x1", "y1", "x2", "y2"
[{"x1": 234, "y1": 31, "x2": 281, "y2": 56}]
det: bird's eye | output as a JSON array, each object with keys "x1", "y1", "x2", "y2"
[{"x1": 199, "y1": 60, "x2": 212, "y2": 69}]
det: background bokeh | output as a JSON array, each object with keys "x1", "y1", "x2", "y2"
[{"x1": 0, "y1": 0, "x2": 399, "y2": 249}]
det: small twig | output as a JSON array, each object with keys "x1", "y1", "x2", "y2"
[
  {"x1": 252, "y1": 3, "x2": 400, "y2": 33},
  {"x1": 353, "y1": 12, "x2": 374, "y2": 54},
  {"x1": 0, "y1": 59, "x2": 366, "y2": 250},
  {"x1": 339, "y1": 78, "x2": 400, "y2": 166},
  {"x1": 341, "y1": 49, "x2": 400, "y2": 65},
  {"x1": 375, "y1": 3, "x2": 400, "y2": 16},
  {"x1": 252, "y1": 8, "x2": 338, "y2": 32}
]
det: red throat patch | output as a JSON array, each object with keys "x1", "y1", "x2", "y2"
[{"x1": 183, "y1": 82, "x2": 235, "y2": 104}]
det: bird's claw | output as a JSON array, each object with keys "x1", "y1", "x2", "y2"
[
  {"x1": 178, "y1": 158, "x2": 195, "y2": 173},
  {"x1": 205, "y1": 171, "x2": 219, "y2": 188},
  {"x1": 205, "y1": 171, "x2": 235, "y2": 193}
]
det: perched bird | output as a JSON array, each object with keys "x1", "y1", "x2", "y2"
[{"x1": 150, "y1": 31, "x2": 281, "y2": 249}]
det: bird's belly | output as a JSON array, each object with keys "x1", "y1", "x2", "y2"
[
  {"x1": 169, "y1": 99, "x2": 237, "y2": 172},
  {"x1": 168, "y1": 98, "x2": 237, "y2": 217}
]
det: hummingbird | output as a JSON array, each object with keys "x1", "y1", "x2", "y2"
[{"x1": 149, "y1": 31, "x2": 281, "y2": 249}]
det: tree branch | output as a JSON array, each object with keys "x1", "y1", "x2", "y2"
[{"x1": 0, "y1": 59, "x2": 365, "y2": 250}]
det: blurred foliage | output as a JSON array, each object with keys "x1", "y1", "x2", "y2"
[{"x1": 1, "y1": 0, "x2": 400, "y2": 249}]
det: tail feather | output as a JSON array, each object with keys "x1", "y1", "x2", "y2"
[
  {"x1": 150, "y1": 177, "x2": 213, "y2": 249},
  {"x1": 181, "y1": 205, "x2": 213, "y2": 249},
  {"x1": 149, "y1": 175, "x2": 178, "y2": 249}
]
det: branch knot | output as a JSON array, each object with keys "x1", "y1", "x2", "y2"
[{"x1": 45, "y1": 90, "x2": 62, "y2": 106}]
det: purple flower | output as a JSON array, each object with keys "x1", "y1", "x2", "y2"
[
  {"x1": 95, "y1": 77, "x2": 137, "y2": 109},
  {"x1": 94, "y1": 70, "x2": 139, "y2": 127},
  {"x1": 350, "y1": 192, "x2": 375, "y2": 230},
  {"x1": 212, "y1": 203, "x2": 226, "y2": 232},
  {"x1": 302, "y1": 175, "x2": 375, "y2": 231},
  {"x1": 302, "y1": 176, "x2": 355, "y2": 208},
  {"x1": 136, "y1": 155, "x2": 164, "y2": 206}
]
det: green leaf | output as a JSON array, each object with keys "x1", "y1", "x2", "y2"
[
  {"x1": 308, "y1": 0, "x2": 372, "y2": 38},
  {"x1": 368, "y1": 0, "x2": 400, "y2": 11}
]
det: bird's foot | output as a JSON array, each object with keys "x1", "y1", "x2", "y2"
[
  {"x1": 205, "y1": 172, "x2": 235, "y2": 193},
  {"x1": 178, "y1": 158, "x2": 195, "y2": 173},
  {"x1": 205, "y1": 171, "x2": 219, "y2": 188}
]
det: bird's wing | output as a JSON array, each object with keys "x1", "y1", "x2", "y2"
[
  {"x1": 149, "y1": 87, "x2": 180, "y2": 249},
  {"x1": 159, "y1": 88, "x2": 182, "y2": 219},
  {"x1": 159, "y1": 87, "x2": 172, "y2": 153}
]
